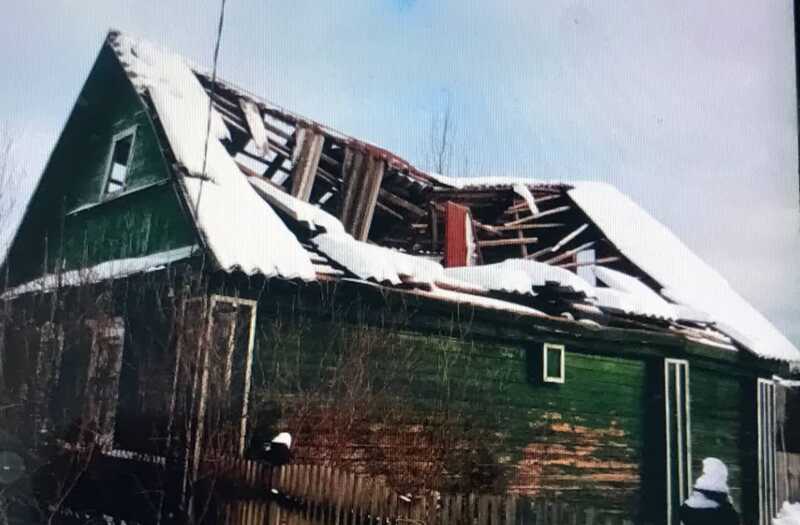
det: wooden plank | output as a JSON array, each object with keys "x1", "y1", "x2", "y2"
[
  {"x1": 557, "y1": 256, "x2": 620, "y2": 269},
  {"x1": 550, "y1": 223, "x2": 589, "y2": 252},
  {"x1": 505, "y1": 194, "x2": 562, "y2": 213},
  {"x1": 541, "y1": 241, "x2": 596, "y2": 265},
  {"x1": 504, "y1": 205, "x2": 571, "y2": 227},
  {"x1": 339, "y1": 148, "x2": 364, "y2": 233},
  {"x1": 494, "y1": 222, "x2": 565, "y2": 231},
  {"x1": 514, "y1": 210, "x2": 528, "y2": 258},
  {"x1": 378, "y1": 187, "x2": 427, "y2": 218},
  {"x1": 477, "y1": 236, "x2": 539, "y2": 248},
  {"x1": 290, "y1": 127, "x2": 325, "y2": 202},
  {"x1": 444, "y1": 201, "x2": 471, "y2": 267},
  {"x1": 350, "y1": 156, "x2": 385, "y2": 240},
  {"x1": 239, "y1": 98, "x2": 270, "y2": 157}
]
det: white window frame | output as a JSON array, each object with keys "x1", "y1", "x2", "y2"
[
  {"x1": 542, "y1": 343, "x2": 565, "y2": 384},
  {"x1": 664, "y1": 358, "x2": 692, "y2": 525},
  {"x1": 101, "y1": 126, "x2": 137, "y2": 197},
  {"x1": 757, "y1": 378, "x2": 778, "y2": 525},
  {"x1": 196, "y1": 295, "x2": 258, "y2": 458}
]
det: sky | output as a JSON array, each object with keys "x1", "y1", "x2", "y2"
[{"x1": 1, "y1": 0, "x2": 799, "y2": 347}]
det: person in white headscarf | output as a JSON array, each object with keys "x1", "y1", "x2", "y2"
[{"x1": 679, "y1": 457, "x2": 740, "y2": 525}]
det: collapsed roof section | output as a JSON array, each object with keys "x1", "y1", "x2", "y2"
[{"x1": 102, "y1": 31, "x2": 798, "y2": 363}]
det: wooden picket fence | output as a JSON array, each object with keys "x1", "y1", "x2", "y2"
[{"x1": 208, "y1": 461, "x2": 634, "y2": 525}]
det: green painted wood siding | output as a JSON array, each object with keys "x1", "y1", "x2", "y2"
[
  {"x1": 3, "y1": 45, "x2": 197, "y2": 284},
  {"x1": 252, "y1": 318, "x2": 647, "y2": 514}
]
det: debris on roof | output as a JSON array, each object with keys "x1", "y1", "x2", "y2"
[
  {"x1": 569, "y1": 182, "x2": 799, "y2": 362},
  {"x1": 84, "y1": 31, "x2": 800, "y2": 363}
]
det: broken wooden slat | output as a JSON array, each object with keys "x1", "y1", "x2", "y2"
[
  {"x1": 514, "y1": 209, "x2": 528, "y2": 257},
  {"x1": 378, "y1": 187, "x2": 427, "y2": 218},
  {"x1": 352, "y1": 156, "x2": 385, "y2": 240},
  {"x1": 503, "y1": 205, "x2": 571, "y2": 227},
  {"x1": 540, "y1": 241, "x2": 596, "y2": 265},
  {"x1": 494, "y1": 222, "x2": 565, "y2": 231},
  {"x1": 557, "y1": 256, "x2": 620, "y2": 269},
  {"x1": 477, "y1": 236, "x2": 539, "y2": 248},
  {"x1": 505, "y1": 194, "x2": 562, "y2": 214},
  {"x1": 338, "y1": 149, "x2": 386, "y2": 240},
  {"x1": 290, "y1": 127, "x2": 325, "y2": 201},
  {"x1": 239, "y1": 98, "x2": 270, "y2": 157},
  {"x1": 375, "y1": 200, "x2": 404, "y2": 221},
  {"x1": 550, "y1": 223, "x2": 589, "y2": 252},
  {"x1": 339, "y1": 148, "x2": 363, "y2": 227}
]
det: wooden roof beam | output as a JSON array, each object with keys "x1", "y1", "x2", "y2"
[{"x1": 290, "y1": 127, "x2": 325, "y2": 202}]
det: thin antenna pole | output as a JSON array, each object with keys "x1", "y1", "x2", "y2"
[{"x1": 194, "y1": 0, "x2": 228, "y2": 216}]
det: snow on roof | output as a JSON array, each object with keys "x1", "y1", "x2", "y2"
[
  {"x1": 409, "y1": 286, "x2": 548, "y2": 318},
  {"x1": 312, "y1": 233, "x2": 444, "y2": 286},
  {"x1": 1, "y1": 246, "x2": 198, "y2": 298},
  {"x1": 592, "y1": 266, "x2": 679, "y2": 320},
  {"x1": 247, "y1": 176, "x2": 344, "y2": 234},
  {"x1": 443, "y1": 259, "x2": 594, "y2": 297},
  {"x1": 569, "y1": 182, "x2": 800, "y2": 362},
  {"x1": 592, "y1": 287, "x2": 678, "y2": 321},
  {"x1": 109, "y1": 33, "x2": 315, "y2": 281},
  {"x1": 97, "y1": 33, "x2": 796, "y2": 362},
  {"x1": 424, "y1": 172, "x2": 569, "y2": 191}
]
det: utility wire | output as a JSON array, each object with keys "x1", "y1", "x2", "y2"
[{"x1": 194, "y1": 0, "x2": 228, "y2": 216}]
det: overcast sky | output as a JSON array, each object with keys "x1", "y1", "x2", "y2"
[{"x1": 1, "y1": 0, "x2": 799, "y2": 347}]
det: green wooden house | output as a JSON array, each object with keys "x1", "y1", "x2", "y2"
[{"x1": 0, "y1": 31, "x2": 797, "y2": 525}]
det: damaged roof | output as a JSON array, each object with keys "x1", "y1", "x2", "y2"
[{"x1": 16, "y1": 30, "x2": 797, "y2": 363}]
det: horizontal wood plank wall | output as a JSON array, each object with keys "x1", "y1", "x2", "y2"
[
  {"x1": 254, "y1": 320, "x2": 647, "y2": 516},
  {"x1": 690, "y1": 367, "x2": 748, "y2": 511}
]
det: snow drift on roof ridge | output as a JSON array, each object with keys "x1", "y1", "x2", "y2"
[
  {"x1": 569, "y1": 181, "x2": 799, "y2": 362},
  {"x1": 108, "y1": 31, "x2": 315, "y2": 280}
]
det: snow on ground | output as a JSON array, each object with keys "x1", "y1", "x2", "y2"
[
  {"x1": 569, "y1": 182, "x2": 800, "y2": 362},
  {"x1": 774, "y1": 502, "x2": 800, "y2": 525},
  {"x1": 109, "y1": 32, "x2": 316, "y2": 280}
]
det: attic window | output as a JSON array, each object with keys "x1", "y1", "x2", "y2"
[
  {"x1": 104, "y1": 128, "x2": 136, "y2": 195},
  {"x1": 543, "y1": 343, "x2": 565, "y2": 384}
]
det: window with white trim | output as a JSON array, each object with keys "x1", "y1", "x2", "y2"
[
  {"x1": 542, "y1": 343, "x2": 565, "y2": 384},
  {"x1": 197, "y1": 295, "x2": 257, "y2": 457},
  {"x1": 103, "y1": 128, "x2": 136, "y2": 195},
  {"x1": 664, "y1": 358, "x2": 691, "y2": 525},
  {"x1": 757, "y1": 378, "x2": 778, "y2": 525}
]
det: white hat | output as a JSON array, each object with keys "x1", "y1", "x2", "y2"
[{"x1": 694, "y1": 457, "x2": 729, "y2": 493}]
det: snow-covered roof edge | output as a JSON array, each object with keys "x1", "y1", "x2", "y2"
[
  {"x1": 567, "y1": 182, "x2": 800, "y2": 363},
  {"x1": 108, "y1": 31, "x2": 316, "y2": 281},
  {"x1": 1, "y1": 245, "x2": 199, "y2": 299}
]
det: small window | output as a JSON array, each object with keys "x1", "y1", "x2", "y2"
[
  {"x1": 104, "y1": 129, "x2": 136, "y2": 195},
  {"x1": 543, "y1": 343, "x2": 565, "y2": 384}
]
